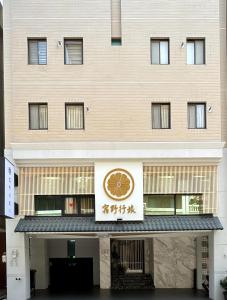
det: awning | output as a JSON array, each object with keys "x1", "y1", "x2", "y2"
[{"x1": 15, "y1": 215, "x2": 223, "y2": 233}]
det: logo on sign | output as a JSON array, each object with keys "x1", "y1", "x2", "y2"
[{"x1": 103, "y1": 168, "x2": 134, "y2": 201}]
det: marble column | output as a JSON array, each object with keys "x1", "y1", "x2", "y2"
[
  {"x1": 99, "y1": 236, "x2": 111, "y2": 289},
  {"x1": 196, "y1": 236, "x2": 203, "y2": 289},
  {"x1": 6, "y1": 218, "x2": 30, "y2": 300},
  {"x1": 144, "y1": 238, "x2": 151, "y2": 274},
  {"x1": 153, "y1": 236, "x2": 196, "y2": 288}
]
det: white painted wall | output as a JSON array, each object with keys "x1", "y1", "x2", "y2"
[
  {"x1": 209, "y1": 149, "x2": 227, "y2": 299},
  {"x1": 30, "y1": 239, "x2": 49, "y2": 289},
  {"x1": 47, "y1": 238, "x2": 100, "y2": 285},
  {"x1": 6, "y1": 218, "x2": 30, "y2": 300}
]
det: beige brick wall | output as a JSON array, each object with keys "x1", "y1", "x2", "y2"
[{"x1": 4, "y1": 0, "x2": 222, "y2": 147}]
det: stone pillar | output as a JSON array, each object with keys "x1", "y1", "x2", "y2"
[
  {"x1": 99, "y1": 236, "x2": 111, "y2": 289},
  {"x1": 6, "y1": 218, "x2": 30, "y2": 300},
  {"x1": 208, "y1": 149, "x2": 227, "y2": 299},
  {"x1": 144, "y1": 238, "x2": 151, "y2": 274},
  {"x1": 209, "y1": 231, "x2": 227, "y2": 300},
  {"x1": 196, "y1": 236, "x2": 203, "y2": 289}
]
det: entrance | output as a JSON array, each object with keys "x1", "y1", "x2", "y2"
[
  {"x1": 49, "y1": 258, "x2": 93, "y2": 291},
  {"x1": 111, "y1": 239, "x2": 145, "y2": 274},
  {"x1": 111, "y1": 239, "x2": 155, "y2": 290},
  {"x1": 29, "y1": 237, "x2": 99, "y2": 294}
]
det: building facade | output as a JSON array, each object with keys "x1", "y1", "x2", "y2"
[{"x1": 3, "y1": 0, "x2": 227, "y2": 299}]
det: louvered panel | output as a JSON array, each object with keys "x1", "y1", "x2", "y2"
[
  {"x1": 19, "y1": 166, "x2": 94, "y2": 215},
  {"x1": 143, "y1": 165, "x2": 217, "y2": 214},
  {"x1": 111, "y1": 0, "x2": 121, "y2": 38}
]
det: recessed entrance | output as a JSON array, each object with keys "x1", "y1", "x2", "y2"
[{"x1": 49, "y1": 257, "x2": 93, "y2": 292}]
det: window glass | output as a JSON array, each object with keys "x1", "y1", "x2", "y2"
[
  {"x1": 187, "y1": 41, "x2": 195, "y2": 64},
  {"x1": 176, "y1": 195, "x2": 203, "y2": 215},
  {"x1": 64, "y1": 39, "x2": 83, "y2": 65},
  {"x1": 160, "y1": 41, "x2": 169, "y2": 65},
  {"x1": 35, "y1": 196, "x2": 63, "y2": 216},
  {"x1": 35, "y1": 195, "x2": 94, "y2": 216},
  {"x1": 28, "y1": 39, "x2": 47, "y2": 65},
  {"x1": 152, "y1": 103, "x2": 170, "y2": 129},
  {"x1": 151, "y1": 39, "x2": 169, "y2": 64},
  {"x1": 196, "y1": 104, "x2": 205, "y2": 128},
  {"x1": 80, "y1": 196, "x2": 94, "y2": 214},
  {"x1": 144, "y1": 195, "x2": 175, "y2": 215},
  {"x1": 66, "y1": 104, "x2": 84, "y2": 129},
  {"x1": 29, "y1": 103, "x2": 48, "y2": 130},
  {"x1": 161, "y1": 104, "x2": 170, "y2": 128},
  {"x1": 65, "y1": 198, "x2": 78, "y2": 214},
  {"x1": 187, "y1": 39, "x2": 205, "y2": 65},
  {"x1": 188, "y1": 103, "x2": 206, "y2": 129},
  {"x1": 195, "y1": 40, "x2": 204, "y2": 64},
  {"x1": 151, "y1": 41, "x2": 160, "y2": 64},
  {"x1": 29, "y1": 104, "x2": 39, "y2": 129}
]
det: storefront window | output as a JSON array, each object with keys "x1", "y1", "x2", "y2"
[
  {"x1": 176, "y1": 195, "x2": 203, "y2": 215},
  {"x1": 35, "y1": 195, "x2": 94, "y2": 216},
  {"x1": 144, "y1": 194, "x2": 203, "y2": 215},
  {"x1": 144, "y1": 195, "x2": 175, "y2": 215}
]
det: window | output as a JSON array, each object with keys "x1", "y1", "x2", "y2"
[
  {"x1": 187, "y1": 39, "x2": 205, "y2": 64},
  {"x1": 64, "y1": 39, "x2": 83, "y2": 65},
  {"x1": 35, "y1": 195, "x2": 95, "y2": 216},
  {"x1": 111, "y1": 38, "x2": 122, "y2": 46},
  {"x1": 144, "y1": 195, "x2": 175, "y2": 215},
  {"x1": 151, "y1": 39, "x2": 169, "y2": 64},
  {"x1": 144, "y1": 194, "x2": 203, "y2": 215},
  {"x1": 152, "y1": 103, "x2": 170, "y2": 129},
  {"x1": 188, "y1": 103, "x2": 206, "y2": 129},
  {"x1": 29, "y1": 103, "x2": 48, "y2": 130},
  {"x1": 65, "y1": 103, "x2": 84, "y2": 130},
  {"x1": 28, "y1": 39, "x2": 47, "y2": 65}
]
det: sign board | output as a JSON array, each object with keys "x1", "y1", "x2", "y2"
[
  {"x1": 0, "y1": 158, "x2": 15, "y2": 218},
  {"x1": 95, "y1": 162, "x2": 143, "y2": 221}
]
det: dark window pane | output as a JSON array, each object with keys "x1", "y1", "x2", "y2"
[{"x1": 67, "y1": 240, "x2": 75, "y2": 258}]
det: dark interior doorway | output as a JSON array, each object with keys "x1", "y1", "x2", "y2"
[{"x1": 49, "y1": 258, "x2": 93, "y2": 292}]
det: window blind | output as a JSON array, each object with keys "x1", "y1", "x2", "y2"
[{"x1": 28, "y1": 39, "x2": 47, "y2": 65}]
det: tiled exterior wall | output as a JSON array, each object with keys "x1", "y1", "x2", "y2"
[{"x1": 4, "y1": 0, "x2": 222, "y2": 147}]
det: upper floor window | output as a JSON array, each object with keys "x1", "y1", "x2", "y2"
[
  {"x1": 65, "y1": 103, "x2": 84, "y2": 130},
  {"x1": 188, "y1": 103, "x2": 206, "y2": 129},
  {"x1": 151, "y1": 39, "x2": 169, "y2": 64},
  {"x1": 64, "y1": 39, "x2": 83, "y2": 65},
  {"x1": 144, "y1": 194, "x2": 203, "y2": 216},
  {"x1": 29, "y1": 103, "x2": 48, "y2": 130},
  {"x1": 28, "y1": 39, "x2": 47, "y2": 65},
  {"x1": 35, "y1": 195, "x2": 94, "y2": 216},
  {"x1": 152, "y1": 103, "x2": 170, "y2": 129},
  {"x1": 187, "y1": 39, "x2": 205, "y2": 65}
]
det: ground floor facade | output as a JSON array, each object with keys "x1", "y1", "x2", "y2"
[{"x1": 4, "y1": 141, "x2": 227, "y2": 299}]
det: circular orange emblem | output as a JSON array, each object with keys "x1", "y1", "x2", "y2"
[{"x1": 103, "y1": 168, "x2": 134, "y2": 201}]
